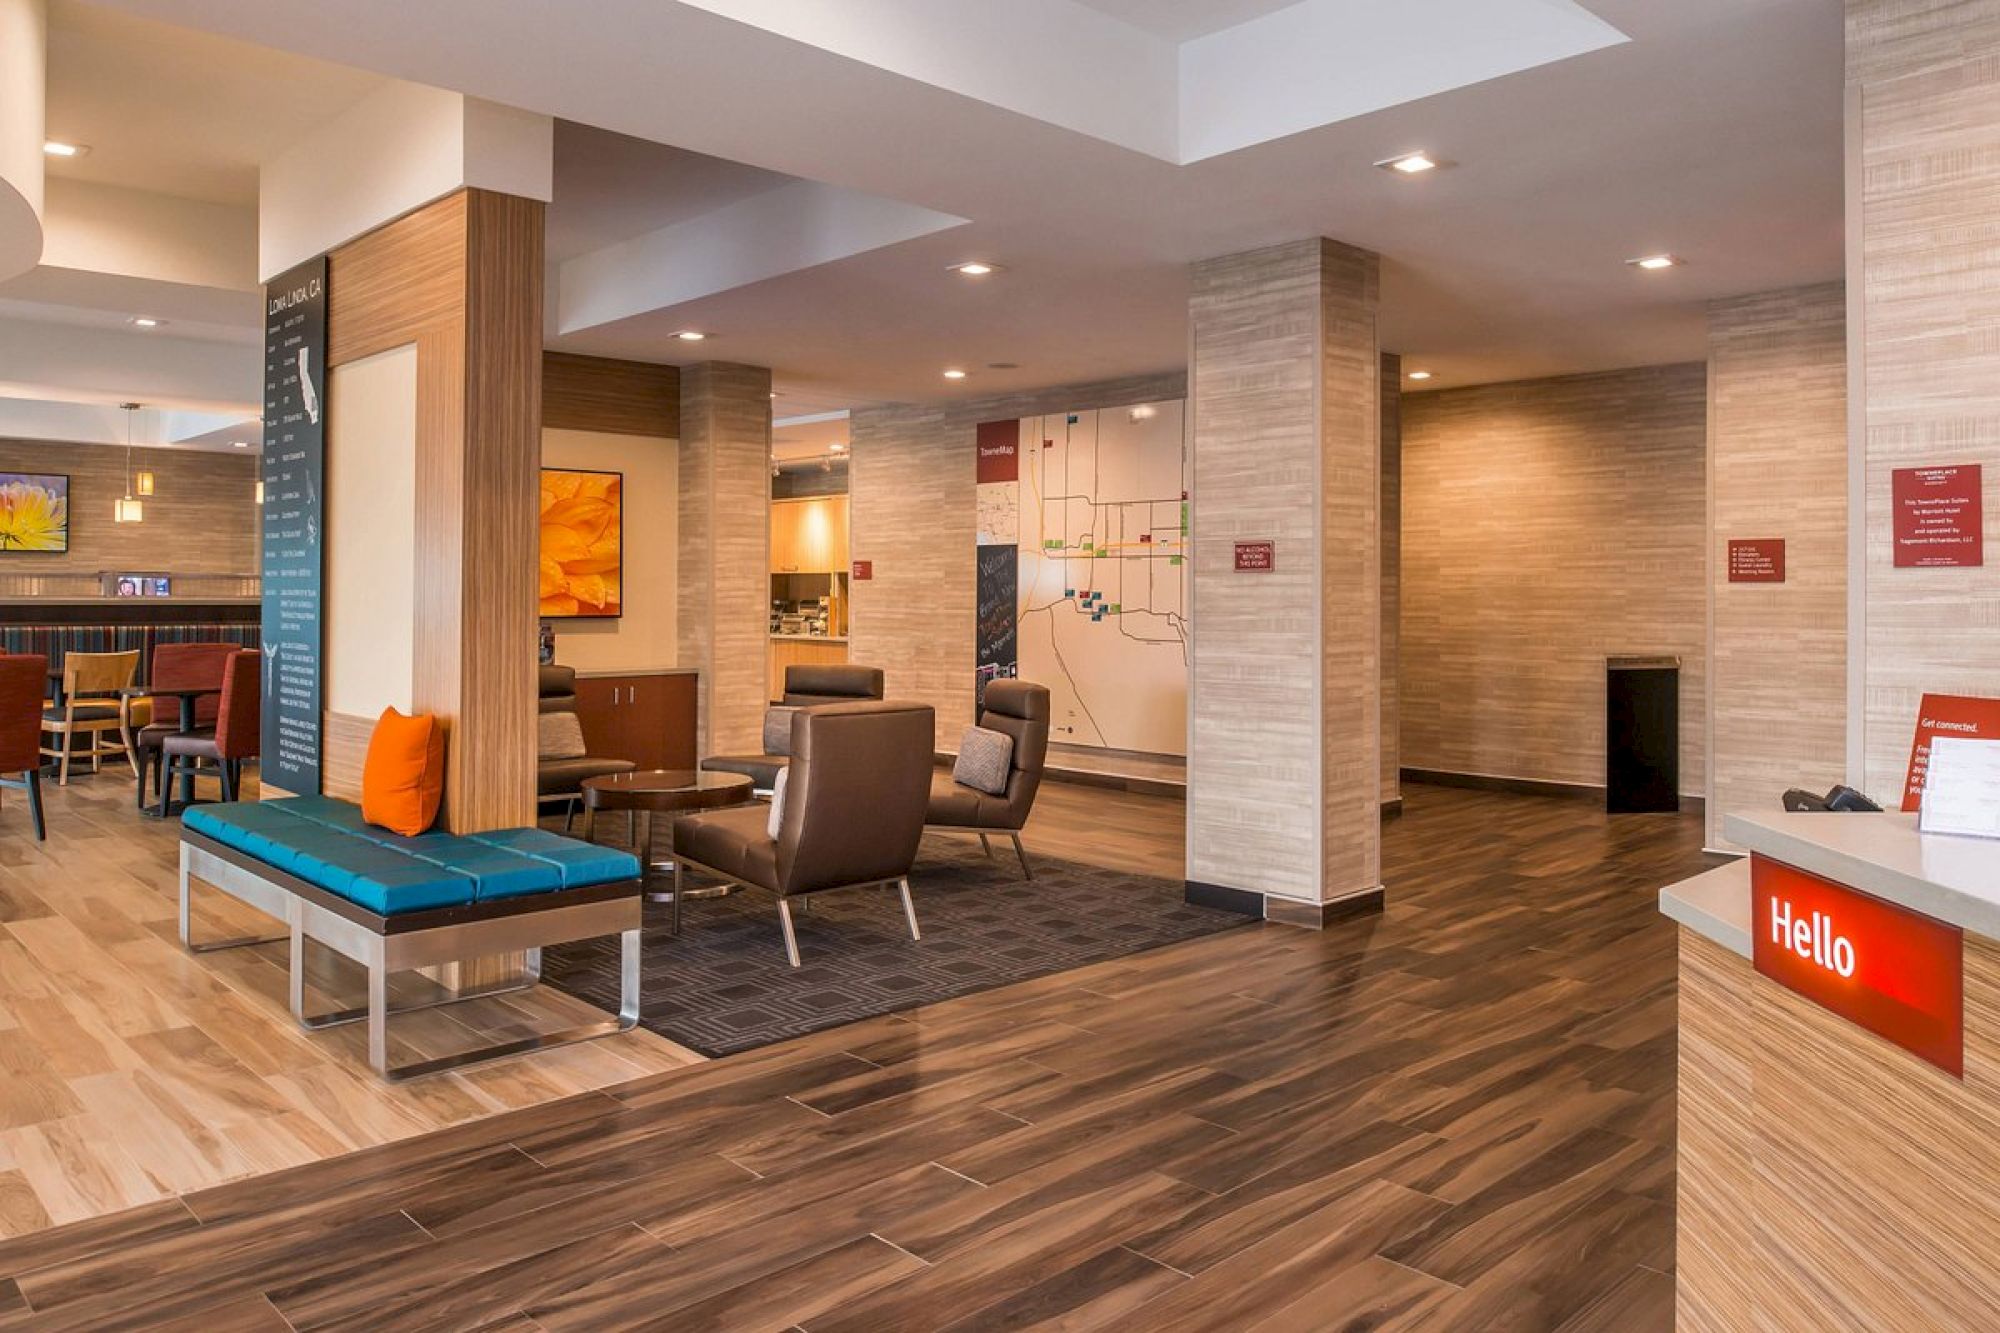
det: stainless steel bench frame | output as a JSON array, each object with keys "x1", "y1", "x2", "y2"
[{"x1": 180, "y1": 831, "x2": 641, "y2": 1082}]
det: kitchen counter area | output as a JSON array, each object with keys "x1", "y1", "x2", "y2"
[{"x1": 1660, "y1": 811, "x2": 2000, "y2": 1328}]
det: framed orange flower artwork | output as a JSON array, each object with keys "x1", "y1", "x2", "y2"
[{"x1": 539, "y1": 468, "x2": 623, "y2": 617}]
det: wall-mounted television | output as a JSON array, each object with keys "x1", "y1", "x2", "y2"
[
  {"x1": 0, "y1": 473, "x2": 70, "y2": 552},
  {"x1": 538, "y1": 468, "x2": 623, "y2": 618}
]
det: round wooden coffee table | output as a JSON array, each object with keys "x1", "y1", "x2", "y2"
[{"x1": 580, "y1": 769, "x2": 754, "y2": 902}]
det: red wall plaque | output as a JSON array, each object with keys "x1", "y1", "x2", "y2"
[
  {"x1": 851, "y1": 560, "x2": 872, "y2": 581},
  {"x1": 1901, "y1": 692, "x2": 2000, "y2": 810},
  {"x1": 1892, "y1": 464, "x2": 1983, "y2": 567},
  {"x1": 1727, "y1": 538, "x2": 1786, "y2": 583},
  {"x1": 1234, "y1": 540, "x2": 1275, "y2": 572},
  {"x1": 1751, "y1": 855, "x2": 1964, "y2": 1077},
  {"x1": 975, "y1": 419, "x2": 1019, "y2": 484}
]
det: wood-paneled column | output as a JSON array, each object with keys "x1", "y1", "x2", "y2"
[
  {"x1": 1185, "y1": 237, "x2": 1383, "y2": 927},
  {"x1": 322, "y1": 187, "x2": 542, "y2": 833},
  {"x1": 1848, "y1": 1, "x2": 2000, "y2": 794},
  {"x1": 678, "y1": 361, "x2": 772, "y2": 758}
]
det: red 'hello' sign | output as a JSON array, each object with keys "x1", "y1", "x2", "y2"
[{"x1": 1750, "y1": 855, "x2": 1964, "y2": 1077}]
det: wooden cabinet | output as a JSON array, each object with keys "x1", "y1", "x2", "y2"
[
  {"x1": 572, "y1": 672, "x2": 698, "y2": 770},
  {"x1": 770, "y1": 496, "x2": 849, "y2": 574}
]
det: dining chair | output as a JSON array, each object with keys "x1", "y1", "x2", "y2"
[
  {"x1": 0, "y1": 654, "x2": 48, "y2": 840},
  {"x1": 158, "y1": 650, "x2": 261, "y2": 813},
  {"x1": 39, "y1": 650, "x2": 141, "y2": 785},
  {"x1": 135, "y1": 641, "x2": 237, "y2": 808}
]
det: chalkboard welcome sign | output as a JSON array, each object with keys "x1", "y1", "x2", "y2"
[{"x1": 261, "y1": 255, "x2": 327, "y2": 795}]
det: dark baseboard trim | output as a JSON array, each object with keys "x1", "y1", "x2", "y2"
[
  {"x1": 1185, "y1": 880, "x2": 1386, "y2": 929},
  {"x1": 1184, "y1": 879, "x2": 1264, "y2": 918},
  {"x1": 1402, "y1": 767, "x2": 1601, "y2": 803}
]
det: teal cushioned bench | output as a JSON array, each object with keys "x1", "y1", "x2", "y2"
[{"x1": 182, "y1": 797, "x2": 639, "y2": 917}]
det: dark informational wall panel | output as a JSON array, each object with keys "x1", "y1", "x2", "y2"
[{"x1": 261, "y1": 255, "x2": 328, "y2": 795}]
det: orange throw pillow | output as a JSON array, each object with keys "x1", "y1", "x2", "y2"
[{"x1": 360, "y1": 708, "x2": 446, "y2": 836}]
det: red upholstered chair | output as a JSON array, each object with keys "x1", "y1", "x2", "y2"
[
  {"x1": 135, "y1": 641, "x2": 238, "y2": 808},
  {"x1": 159, "y1": 650, "x2": 261, "y2": 813},
  {"x1": 0, "y1": 654, "x2": 48, "y2": 840}
]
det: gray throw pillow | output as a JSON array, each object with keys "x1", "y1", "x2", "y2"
[
  {"x1": 954, "y1": 725, "x2": 1014, "y2": 796},
  {"x1": 767, "y1": 766, "x2": 789, "y2": 840},
  {"x1": 537, "y1": 711, "x2": 588, "y2": 760},
  {"x1": 763, "y1": 706, "x2": 797, "y2": 757}
]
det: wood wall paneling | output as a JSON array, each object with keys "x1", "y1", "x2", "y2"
[
  {"x1": 0, "y1": 439, "x2": 258, "y2": 578},
  {"x1": 322, "y1": 188, "x2": 543, "y2": 831},
  {"x1": 1848, "y1": 0, "x2": 2000, "y2": 796},
  {"x1": 848, "y1": 371, "x2": 1186, "y2": 752},
  {"x1": 677, "y1": 362, "x2": 772, "y2": 758},
  {"x1": 1676, "y1": 927, "x2": 2000, "y2": 1327},
  {"x1": 1400, "y1": 364, "x2": 1708, "y2": 794},
  {"x1": 1706, "y1": 285, "x2": 1848, "y2": 847},
  {"x1": 1186, "y1": 238, "x2": 1379, "y2": 909},
  {"x1": 542, "y1": 352, "x2": 680, "y2": 436}
]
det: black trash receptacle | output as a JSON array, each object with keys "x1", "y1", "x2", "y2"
[{"x1": 1607, "y1": 656, "x2": 1680, "y2": 814}]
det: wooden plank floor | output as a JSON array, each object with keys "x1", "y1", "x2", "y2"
[{"x1": 0, "y1": 778, "x2": 1720, "y2": 1329}]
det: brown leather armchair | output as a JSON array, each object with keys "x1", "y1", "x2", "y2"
[
  {"x1": 926, "y1": 680, "x2": 1051, "y2": 879},
  {"x1": 673, "y1": 699, "x2": 934, "y2": 966},
  {"x1": 700, "y1": 663, "x2": 886, "y2": 792},
  {"x1": 536, "y1": 664, "x2": 635, "y2": 827}
]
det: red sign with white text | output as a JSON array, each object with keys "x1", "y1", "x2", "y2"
[
  {"x1": 1234, "y1": 540, "x2": 1275, "y2": 572},
  {"x1": 1727, "y1": 538, "x2": 1786, "y2": 583},
  {"x1": 1892, "y1": 464, "x2": 1983, "y2": 567},
  {"x1": 1901, "y1": 692, "x2": 2000, "y2": 811},
  {"x1": 850, "y1": 560, "x2": 872, "y2": 581},
  {"x1": 1751, "y1": 855, "x2": 1963, "y2": 1077},
  {"x1": 975, "y1": 419, "x2": 1019, "y2": 483}
]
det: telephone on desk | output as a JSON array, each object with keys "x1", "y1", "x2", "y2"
[{"x1": 1781, "y1": 784, "x2": 1883, "y2": 813}]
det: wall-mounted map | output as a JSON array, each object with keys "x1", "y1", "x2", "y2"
[{"x1": 976, "y1": 400, "x2": 1188, "y2": 756}]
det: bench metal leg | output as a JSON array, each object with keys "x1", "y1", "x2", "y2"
[
  {"x1": 289, "y1": 929, "x2": 544, "y2": 1031},
  {"x1": 179, "y1": 843, "x2": 288, "y2": 953},
  {"x1": 365, "y1": 927, "x2": 640, "y2": 1082}
]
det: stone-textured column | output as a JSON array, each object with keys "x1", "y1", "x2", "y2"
[
  {"x1": 1380, "y1": 351, "x2": 1402, "y2": 813},
  {"x1": 678, "y1": 361, "x2": 772, "y2": 757},
  {"x1": 1186, "y1": 237, "x2": 1381, "y2": 926},
  {"x1": 1706, "y1": 284, "x2": 1847, "y2": 850},
  {"x1": 1848, "y1": 1, "x2": 2000, "y2": 794}
]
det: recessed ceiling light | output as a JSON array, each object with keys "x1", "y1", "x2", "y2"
[
  {"x1": 948, "y1": 261, "x2": 1001, "y2": 277},
  {"x1": 129, "y1": 316, "x2": 165, "y2": 328},
  {"x1": 943, "y1": 368, "x2": 967, "y2": 380},
  {"x1": 1628, "y1": 254, "x2": 1682, "y2": 270},
  {"x1": 43, "y1": 141, "x2": 88, "y2": 158},
  {"x1": 1375, "y1": 151, "x2": 1442, "y2": 175},
  {"x1": 829, "y1": 442, "x2": 847, "y2": 453},
  {"x1": 1406, "y1": 370, "x2": 1433, "y2": 381},
  {"x1": 232, "y1": 440, "x2": 250, "y2": 448},
  {"x1": 674, "y1": 330, "x2": 707, "y2": 342}
]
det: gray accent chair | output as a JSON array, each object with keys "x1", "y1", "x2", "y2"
[
  {"x1": 673, "y1": 700, "x2": 935, "y2": 966},
  {"x1": 700, "y1": 663, "x2": 885, "y2": 792},
  {"x1": 926, "y1": 680, "x2": 1051, "y2": 879}
]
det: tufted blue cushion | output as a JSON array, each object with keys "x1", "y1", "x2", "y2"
[{"x1": 182, "y1": 798, "x2": 637, "y2": 914}]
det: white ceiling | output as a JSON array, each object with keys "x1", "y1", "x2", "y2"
[
  {"x1": 44, "y1": 1, "x2": 384, "y2": 206},
  {"x1": 15, "y1": 0, "x2": 1845, "y2": 423},
  {"x1": 1071, "y1": 0, "x2": 1305, "y2": 42}
]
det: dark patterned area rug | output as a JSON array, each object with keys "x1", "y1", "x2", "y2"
[{"x1": 539, "y1": 832, "x2": 1247, "y2": 1057}]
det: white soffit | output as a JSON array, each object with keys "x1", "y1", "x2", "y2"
[
  {"x1": 557, "y1": 179, "x2": 966, "y2": 336},
  {"x1": 676, "y1": 0, "x2": 1624, "y2": 164}
]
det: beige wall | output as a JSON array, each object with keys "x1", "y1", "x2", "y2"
[
  {"x1": 324, "y1": 344, "x2": 417, "y2": 719},
  {"x1": 0, "y1": 437, "x2": 257, "y2": 578},
  {"x1": 849, "y1": 370, "x2": 1185, "y2": 751},
  {"x1": 1401, "y1": 364, "x2": 1708, "y2": 795},
  {"x1": 541, "y1": 427, "x2": 678, "y2": 674},
  {"x1": 1848, "y1": 2, "x2": 2000, "y2": 796},
  {"x1": 1707, "y1": 285, "x2": 1848, "y2": 848}
]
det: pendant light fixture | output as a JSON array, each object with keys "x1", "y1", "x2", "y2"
[{"x1": 114, "y1": 403, "x2": 144, "y2": 523}]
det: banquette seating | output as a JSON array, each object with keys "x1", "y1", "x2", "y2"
[{"x1": 180, "y1": 794, "x2": 641, "y2": 1080}]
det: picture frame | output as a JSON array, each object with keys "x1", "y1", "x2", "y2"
[
  {"x1": 0, "y1": 472, "x2": 71, "y2": 553},
  {"x1": 538, "y1": 467, "x2": 623, "y2": 618}
]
